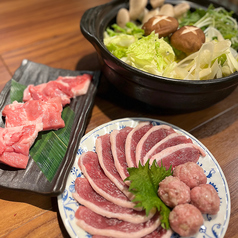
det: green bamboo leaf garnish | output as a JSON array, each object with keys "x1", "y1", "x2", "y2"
[
  {"x1": 30, "y1": 106, "x2": 74, "y2": 182},
  {"x1": 125, "y1": 160, "x2": 172, "y2": 229},
  {"x1": 10, "y1": 79, "x2": 28, "y2": 103},
  {"x1": 10, "y1": 79, "x2": 75, "y2": 182}
]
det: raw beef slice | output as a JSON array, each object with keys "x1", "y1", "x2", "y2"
[
  {"x1": 23, "y1": 74, "x2": 92, "y2": 106},
  {"x1": 56, "y1": 74, "x2": 92, "y2": 97},
  {"x1": 0, "y1": 123, "x2": 43, "y2": 168},
  {"x1": 2, "y1": 98, "x2": 65, "y2": 131}
]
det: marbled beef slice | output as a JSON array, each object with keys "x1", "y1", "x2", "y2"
[
  {"x1": 2, "y1": 97, "x2": 65, "y2": 131},
  {"x1": 23, "y1": 74, "x2": 92, "y2": 106},
  {"x1": 0, "y1": 123, "x2": 43, "y2": 168}
]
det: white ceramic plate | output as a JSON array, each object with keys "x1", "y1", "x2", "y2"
[{"x1": 57, "y1": 117, "x2": 231, "y2": 238}]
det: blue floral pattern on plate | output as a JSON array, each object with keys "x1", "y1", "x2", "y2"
[{"x1": 57, "y1": 117, "x2": 231, "y2": 238}]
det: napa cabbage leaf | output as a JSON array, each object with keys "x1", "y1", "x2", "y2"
[{"x1": 123, "y1": 32, "x2": 176, "y2": 76}]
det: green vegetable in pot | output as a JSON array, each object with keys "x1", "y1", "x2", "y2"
[
  {"x1": 179, "y1": 4, "x2": 238, "y2": 50},
  {"x1": 123, "y1": 31, "x2": 176, "y2": 76}
]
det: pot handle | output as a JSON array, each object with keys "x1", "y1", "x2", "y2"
[{"x1": 80, "y1": 6, "x2": 103, "y2": 46}]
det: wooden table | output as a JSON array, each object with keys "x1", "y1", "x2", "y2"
[{"x1": 0, "y1": 0, "x2": 237, "y2": 237}]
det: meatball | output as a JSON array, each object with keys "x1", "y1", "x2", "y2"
[
  {"x1": 169, "y1": 204, "x2": 204, "y2": 237},
  {"x1": 158, "y1": 176, "x2": 190, "y2": 208},
  {"x1": 173, "y1": 162, "x2": 207, "y2": 189},
  {"x1": 190, "y1": 184, "x2": 220, "y2": 215}
]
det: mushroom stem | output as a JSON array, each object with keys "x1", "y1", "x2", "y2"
[
  {"x1": 129, "y1": 0, "x2": 147, "y2": 20},
  {"x1": 142, "y1": 8, "x2": 160, "y2": 24},
  {"x1": 150, "y1": 0, "x2": 165, "y2": 9},
  {"x1": 174, "y1": 3, "x2": 190, "y2": 18},
  {"x1": 116, "y1": 8, "x2": 130, "y2": 28},
  {"x1": 158, "y1": 4, "x2": 175, "y2": 17}
]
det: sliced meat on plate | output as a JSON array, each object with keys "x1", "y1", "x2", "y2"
[
  {"x1": 110, "y1": 127, "x2": 133, "y2": 186},
  {"x1": 96, "y1": 133, "x2": 133, "y2": 199},
  {"x1": 125, "y1": 122, "x2": 153, "y2": 168},
  {"x1": 23, "y1": 74, "x2": 92, "y2": 106},
  {"x1": 73, "y1": 177, "x2": 155, "y2": 223},
  {"x1": 2, "y1": 98, "x2": 65, "y2": 131},
  {"x1": 75, "y1": 206, "x2": 161, "y2": 238},
  {"x1": 78, "y1": 151, "x2": 137, "y2": 209},
  {"x1": 0, "y1": 123, "x2": 43, "y2": 168},
  {"x1": 142, "y1": 133, "x2": 193, "y2": 165},
  {"x1": 149, "y1": 143, "x2": 206, "y2": 169},
  {"x1": 142, "y1": 226, "x2": 172, "y2": 238},
  {"x1": 135, "y1": 125, "x2": 176, "y2": 166},
  {"x1": 92, "y1": 226, "x2": 172, "y2": 238}
]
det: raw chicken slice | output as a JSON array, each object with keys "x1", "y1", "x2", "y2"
[
  {"x1": 2, "y1": 98, "x2": 65, "y2": 131},
  {"x1": 149, "y1": 143, "x2": 206, "y2": 169},
  {"x1": 135, "y1": 125, "x2": 175, "y2": 166},
  {"x1": 142, "y1": 133, "x2": 192, "y2": 165},
  {"x1": 75, "y1": 206, "x2": 161, "y2": 238},
  {"x1": 96, "y1": 133, "x2": 133, "y2": 199},
  {"x1": 73, "y1": 177, "x2": 155, "y2": 223},
  {"x1": 78, "y1": 151, "x2": 136, "y2": 209},
  {"x1": 0, "y1": 123, "x2": 43, "y2": 168},
  {"x1": 23, "y1": 74, "x2": 92, "y2": 106},
  {"x1": 110, "y1": 127, "x2": 133, "y2": 185},
  {"x1": 125, "y1": 122, "x2": 153, "y2": 168}
]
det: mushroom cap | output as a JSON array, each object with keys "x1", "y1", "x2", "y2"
[
  {"x1": 170, "y1": 25, "x2": 206, "y2": 54},
  {"x1": 142, "y1": 15, "x2": 179, "y2": 38}
]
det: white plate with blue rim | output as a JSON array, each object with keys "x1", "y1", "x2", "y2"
[{"x1": 57, "y1": 117, "x2": 231, "y2": 238}]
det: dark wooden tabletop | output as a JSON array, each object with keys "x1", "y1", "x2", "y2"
[{"x1": 0, "y1": 0, "x2": 237, "y2": 237}]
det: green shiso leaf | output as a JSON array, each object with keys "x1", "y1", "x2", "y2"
[
  {"x1": 125, "y1": 160, "x2": 172, "y2": 229},
  {"x1": 10, "y1": 80, "x2": 75, "y2": 182}
]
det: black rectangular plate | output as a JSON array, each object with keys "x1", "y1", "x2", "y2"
[{"x1": 0, "y1": 59, "x2": 100, "y2": 196}]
